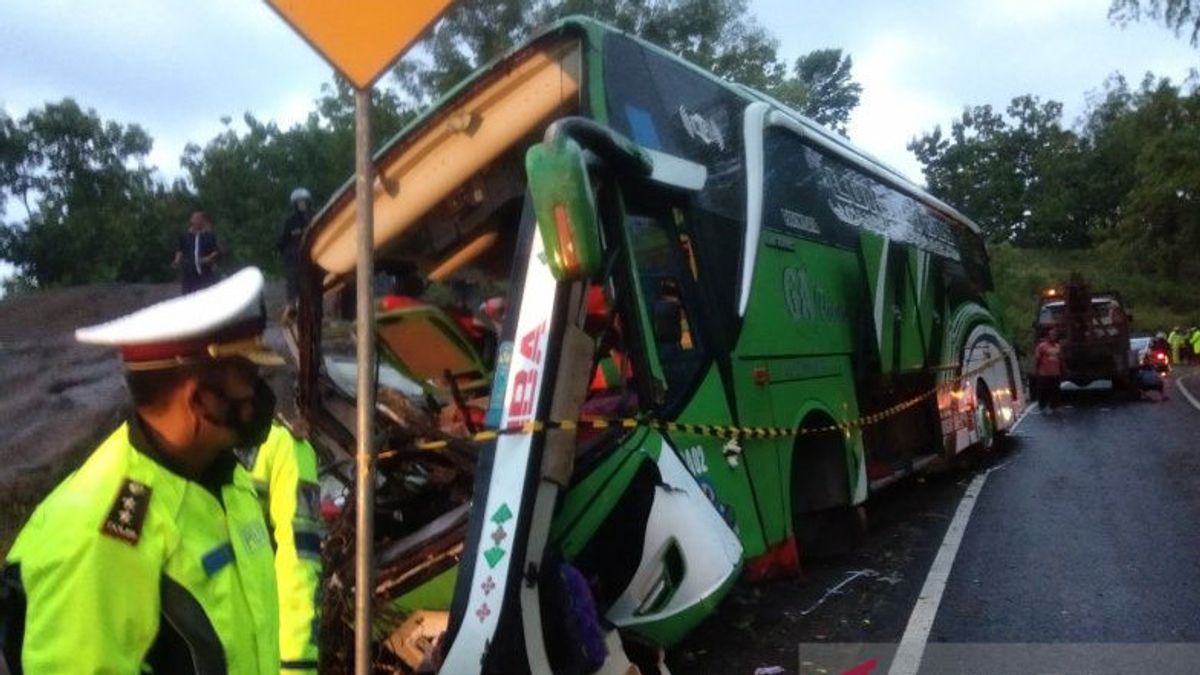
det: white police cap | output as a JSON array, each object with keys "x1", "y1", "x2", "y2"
[{"x1": 76, "y1": 267, "x2": 285, "y2": 370}]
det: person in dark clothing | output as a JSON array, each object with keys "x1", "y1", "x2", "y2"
[
  {"x1": 277, "y1": 187, "x2": 312, "y2": 316},
  {"x1": 172, "y1": 210, "x2": 221, "y2": 294}
]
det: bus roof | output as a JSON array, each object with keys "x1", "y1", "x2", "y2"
[{"x1": 306, "y1": 15, "x2": 984, "y2": 278}]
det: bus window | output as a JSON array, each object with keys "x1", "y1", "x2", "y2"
[
  {"x1": 604, "y1": 31, "x2": 747, "y2": 348},
  {"x1": 625, "y1": 215, "x2": 706, "y2": 401}
]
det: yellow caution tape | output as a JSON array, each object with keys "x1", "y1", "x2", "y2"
[{"x1": 376, "y1": 355, "x2": 1010, "y2": 458}]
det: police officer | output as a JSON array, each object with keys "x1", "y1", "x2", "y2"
[
  {"x1": 1168, "y1": 327, "x2": 1185, "y2": 366},
  {"x1": 1, "y1": 268, "x2": 283, "y2": 673},
  {"x1": 240, "y1": 421, "x2": 324, "y2": 671}
]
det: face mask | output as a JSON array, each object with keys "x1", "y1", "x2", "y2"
[{"x1": 200, "y1": 377, "x2": 277, "y2": 449}]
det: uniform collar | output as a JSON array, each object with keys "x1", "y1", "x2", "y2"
[{"x1": 127, "y1": 414, "x2": 241, "y2": 493}]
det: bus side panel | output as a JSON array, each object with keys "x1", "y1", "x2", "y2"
[
  {"x1": 768, "y1": 361, "x2": 867, "y2": 507},
  {"x1": 670, "y1": 365, "x2": 770, "y2": 560},
  {"x1": 727, "y1": 365, "x2": 791, "y2": 554},
  {"x1": 737, "y1": 237, "x2": 864, "y2": 359},
  {"x1": 730, "y1": 235, "x2": 867, "y2": 566}
]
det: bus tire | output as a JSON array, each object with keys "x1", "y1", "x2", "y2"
[
  {"x1": 975, "y1": 380, "x2": 997, "y2": 453},
  {"x1": 790, "y1": 416, "x2": 864, "y2": 559}
]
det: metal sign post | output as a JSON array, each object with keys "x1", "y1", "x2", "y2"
[
  {"x1": 351, "y1": 87, "x2": 376, "y2": 675},
  {"x1": 264, "y1": 2, "x2": 457, "y2": 671}
]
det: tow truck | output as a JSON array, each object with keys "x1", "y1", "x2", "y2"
[{"x1": 1034, "y1": 277, "x2": 1134, "y2": 390}]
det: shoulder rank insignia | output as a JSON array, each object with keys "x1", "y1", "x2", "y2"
[{"x1": 101, "y1": 479, "x2": 152, "y2": 545}]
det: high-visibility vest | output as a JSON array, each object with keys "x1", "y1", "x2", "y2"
[
  {"x1": 5, "y1": 420, "x2": 279, "y2": 674},
  {"x1": 243, "y1": 422, "x2": 323, "y2": 671}
]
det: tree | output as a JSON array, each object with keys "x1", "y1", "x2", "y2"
[
  {"x1": 1090, "y1": 74, "x2": 1200, "y2": 284},
  {"x1": 784, "y1": 49, "x2": 862, "y2": 133},
  {"x1": 907, "y1": 93, "x2": 1089, "y2": 242},
  {"x1": 0, "y1": 100, "x2": 179, "y2": 289},
  {"x1": 395, "y1": 0, "x2": 861, "y2": 131},
  {"x1": 1110, "y1": 0, "x2": 1200, "y2": 46},
  {"x1": 909, "y1": 95, "x2": 1087, "y2": 247},
  {"x1": 181, "y1": 83, "x2": 416, "y2": 274}
]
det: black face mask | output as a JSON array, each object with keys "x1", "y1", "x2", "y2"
[{"x1": 200, "y1": 377, "x2": 277, "y2": 449}]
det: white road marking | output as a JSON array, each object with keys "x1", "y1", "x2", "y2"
[
  {"x1": 888, "y1": 471, "x2": 991, "y2": 675},
  {"x1": 1008, "y1": 404, "x2": 1034, "y2": 434},
  {"x1": 1176, "y1": 374, "x2": 1200, "y2": 413}
]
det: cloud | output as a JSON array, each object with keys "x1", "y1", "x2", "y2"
[
  {"x1": 0, "y1": 0, "x2": 333, "y2": 177},
  {"x1": 965, "y1": 0, "x2": 1102, "y2": 29},
  {"x1": 846, "y1": 32, "x2": 956, "y2": 183}
]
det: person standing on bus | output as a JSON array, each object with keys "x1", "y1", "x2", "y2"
[
  {"x1": 1034, "y1": 328, "x2": 1064, "y2": 412},
  {"x1": 277, "y1": 188, "x2": 312, "y2": 322}
]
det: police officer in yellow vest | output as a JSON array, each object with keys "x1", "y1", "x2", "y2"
[
  {"x1": 1, "y1": 268, "x2": 283, "y2": 673},
  {"x1": 1168, "y1": 327, "x2": 1185, "y2": 366},
  {"x1": 239, "y1": 421, "x2": 323, "y2": 671}
]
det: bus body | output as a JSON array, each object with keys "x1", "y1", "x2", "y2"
[{"x1": 297, "y1": 17, "x2": 1024, "y2": 672}]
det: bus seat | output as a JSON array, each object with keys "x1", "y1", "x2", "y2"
[{"x1": 375, "y1": 297, "x2": 492, "y2": 397}]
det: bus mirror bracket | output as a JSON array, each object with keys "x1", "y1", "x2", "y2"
[{"x1": 544, "y1": 116, "x2": 707, "y2": 191}]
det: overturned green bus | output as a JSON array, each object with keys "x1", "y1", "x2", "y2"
[{"x1": 296, "y1": 16, "x2": 1024, "y2": 674}]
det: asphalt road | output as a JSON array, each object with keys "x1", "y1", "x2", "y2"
[
  {"x1": 933, "y1": 378, "x2": 1200, "y2": 643},
  {"x1": 675, "y1": 369, "x2": 1200, "y2": 674}
]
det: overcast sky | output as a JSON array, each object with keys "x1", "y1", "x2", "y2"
[{"x1": 1, "y1": 0, "x2": 1196, "y2": 186}]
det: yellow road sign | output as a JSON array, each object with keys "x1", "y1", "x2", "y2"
[{"x1": 266, "y1": 0, "x2": 456, "y2": 89}]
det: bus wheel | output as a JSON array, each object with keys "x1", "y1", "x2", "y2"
[
  {"x1": 975, "y1": 381, "x2": 997, "y2": 453},
  {"x1": 791, "y1": 417, "x2": 864, "y2": 559}
]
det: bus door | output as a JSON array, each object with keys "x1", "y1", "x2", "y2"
[
  {"x1": 858, "y1": 230, "x2": 905, "y2": 375},
  {"x1": 614, "y1": 186, "x2": 756, "y2": 560},
  {"x1": 857, "y1": 225, "x2": 942, "y2": 475},
  {"x1": 907, "y1": 247, "x2": 945, "y2": 367}
]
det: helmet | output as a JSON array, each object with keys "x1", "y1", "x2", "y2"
[{"x1": 290, "y1": 187, "x2": 312, "y2": 205}]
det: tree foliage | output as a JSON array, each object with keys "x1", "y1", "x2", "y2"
[
  {"x1": 911, "y1": 72, "x2": 1200, "y2": 295},
  {"x1": 180, "y1": 85, "x2": 414, "y2": 275},
  {"x1": 0, "y1": 88, "x2": 415, "y2": 291},
  {"x1": 793, "y1": 49, "x2": 863, "y2": 131},
  {"x1": 909, "y1": 95, "x2": 1087, "y2": 246},
  {"x1": 1110, "y1": 0, "x2": 1200, "y2": 45},
  {"x1": 1091, "y1": 74, "x2": 1200, "y2": 283},
  {"x1": 397, "y1": 0, "x2": 861, "y2": 132},
  {"x1": 0, "y1": 100, "x2": 185, "y2": 289}
]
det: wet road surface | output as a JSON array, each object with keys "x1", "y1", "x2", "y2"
[{"x1": 673, "y1": 369, "x2": 1200, "y2": 674}]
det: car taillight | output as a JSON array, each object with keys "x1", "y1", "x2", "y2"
[{"x1": 1156, "y1": 353, "x2": 1168, "y2": 362}]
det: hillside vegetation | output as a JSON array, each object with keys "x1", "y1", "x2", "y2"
[{"x1": 989, "y1": 242, "x2": 1200, "y2": 351}]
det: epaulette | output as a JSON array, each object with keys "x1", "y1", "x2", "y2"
[{"x1": 101, "y1": 479, "x2": 152, "y2": 545}]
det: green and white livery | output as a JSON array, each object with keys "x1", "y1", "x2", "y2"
[{"x1": 298, "y1": 16, "x2": 1024, "y2": 673}]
